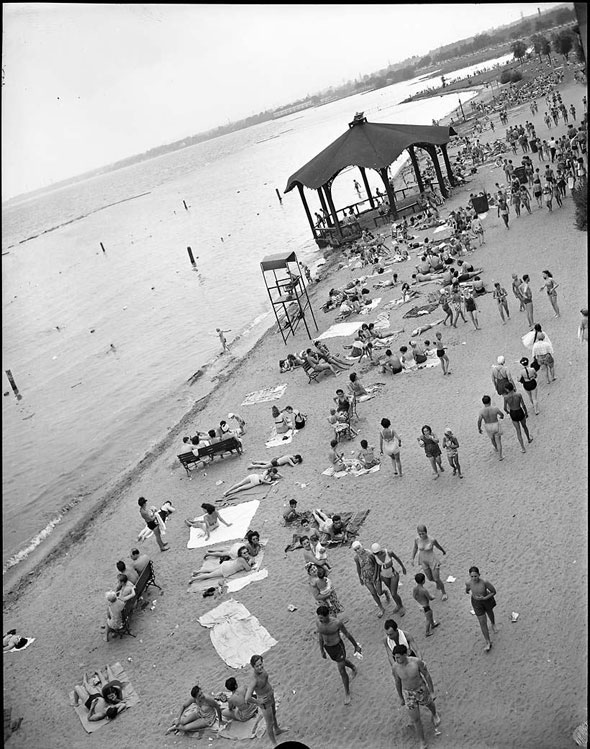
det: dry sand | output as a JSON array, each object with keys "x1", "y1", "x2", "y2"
[{"x1": 3, "y1": 74, "x2": 587, "y2": 749}]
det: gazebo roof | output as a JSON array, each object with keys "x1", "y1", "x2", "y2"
[{"x1": 284, "y1": 115, "x2": 457, "y2": 193}]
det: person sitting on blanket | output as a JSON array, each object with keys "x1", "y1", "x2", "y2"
[
  {"x1": 222, "y1": 467, "x2": 282, "y2": 498},
  {"x1": 73, "y1": 668, "x2": 126, "y2": 722},
  {"x1": 367, "y1": 322, "x2": 400, "y2": 341},
  {"x1": 410, "y1": 340, "x2": 428, "y2": 365},
  {"x1": 185, "y1": 504, "x2": 233, "y2": 539},
  {"x1": 348, "y1": 333, "x2": 372, "y2": 361},
  {"x1": 348, "y1": 371, "x2": 368, "y2": 398},
  {"x1": 283, "y1": 499, "x2": 302, "y2": 524},
  {"x1": 220, "y1": 678, "x2": 258, "y2": 723},
  {"x1": 271, "y1": 405, "x2": 290, "y2": 434},
  {"x1": 166, "y1": 685, "x2": 224, "y2": 735},
  {"x1": 304, "y1": 348, "x2": 338, "y2": 376},
  {"x1": 357, "y1": 440, "x2": 381, "y2": 469},
  {"x1": 247, "y1": 454, "x2": 303, "y2": 470},
  {"x1": 328, "y1": 439, "x2": 359, "y2": 471},
  {"x1": 284, "y1": 405, "x2": 307, "y2": 430},
  {"x1": 189, "y1": 546, "x2": 254, "y2": 583},
  {"x1": 205, "y1": 530, "x2": 264, "y2": 561},
  {"x1": 380, "y1": 349, "x2": 404, "y2": 375},
  {"x1": 399, "y1": 345, "x2": 416, "y2": 369},
  {"x1": 301, "y1": 535, "x2": 328, "y2": 569}
]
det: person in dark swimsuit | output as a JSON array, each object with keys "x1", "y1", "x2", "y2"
[
  {"x1": 518, "y1": 357, "x2": 539, "y2": 415},
  {"x1": 503, "y1": 382, "x2": 533, "y2": 453},
  {"x1": 316, "y1": 605, "x2": 362, "y2": 705}
]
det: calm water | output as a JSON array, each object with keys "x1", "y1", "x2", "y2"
[{"x1": 2, "y1": 69, "x2": 481, "y2": 571}]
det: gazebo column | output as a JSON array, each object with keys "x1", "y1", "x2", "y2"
[
  {"x1": 297, "y1": 184, "x2": 318, "y2": 239},
  {"x1": 323, "y1": 182, "x2": 343, "y2": 239},
  {"x1": 408, "y1": 146, "x2": 425, "y2": 193},
  {"x1": 318, "y1": 187, "x2": 333, "y2": 227},
  {"x1": 440, "y1": 143, "x2": 456, "y2": 187},
  {"x1": 425, "y1": 145, "x2": 448, "y2": 199},
  {"x1": 359, "y1": 167, "x2": 376, "y2": 209},
  {"x1": 378, "y1": 167, "x2": 398, "y2": 220}
]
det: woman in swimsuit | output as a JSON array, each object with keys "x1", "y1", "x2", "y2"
[
  {"x1": 540, "y1": 270, "x2": 560, "y2": 318},
  {"x1": 205, "y1": 529, "x2": 263, "y2": 561},
  {"x1": 503, "y1": 382, "x2": 533, "y2": 453},
  {"x1": 465, "y1": 566, "x2": 497, "y2": 652},
  {"x1": 166, "y1": 685, "x2": 223, "y2": 734},
  {"x1": 518, "y1": 357, "x2": 539, "y2": 414},
  {"x1": 271, "y1": 406, "x2": 290, "y2": 434},
  {"x1": 379, "y1": 418, "x2": 402, "y2": 476},
  {"x1": 308, "y1": 564, "x2": 343, "y2": 616},
  {"x1": 247, "y1": 455, "x2": 302, "y2": 470},
  {"x1": 184, "y1": 503, "x2": 232, "y2": 540},
  {"x1": 222, "y1": 468, "x2": 281, "y2": 497},
  {"x1": 371, "y1": 542, "x2": 406, "y2": 615},
  {"x1": 347, "y1": 372, "x2": 368, "y2": 398},
  {"x1": 417, "y1": 425, "x2": 444, "y2": 479},
  {"x1": 190, "y1": 546, "x2": 253, "y2": 583},
  {"x1": 411, "y1": 525, "x2": 448, "y2": 601}
]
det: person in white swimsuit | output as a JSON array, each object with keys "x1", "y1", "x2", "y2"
[
  {"x1": 379, "y1": 418, "x2": 403, "y2": 476},
  {"x1": 371, "y1": 542, "x2": 407, "y2": 614},
  {"x1": 222, "y1": 468, "x2": 282, "y2": 497},
  {"x1": 411, "y1": 525, "x2": 448, "y2": 601}
]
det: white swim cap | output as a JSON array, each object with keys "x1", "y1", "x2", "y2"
[
  {"x1": 497, "y1": 355, "x2": 505, "y2": 365},
  {"x1": 351, "y1": 541, "x2": 362, "y2": 550},
  {"x1": 371, "y1": 542, "x2": 381, "y2": 553},
  {"x1": 444, "y1": 427, "x2": 453, "y2": 435}
]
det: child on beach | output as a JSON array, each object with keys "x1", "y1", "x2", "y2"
[
  {"x1": 442, "y1": 428, "x2": 463, "y2": 478},
  {"x1": 434, "y1": 332, "x2": 450, "y2": 376},
  {"x1": 357, "y1": 440, "x2": 380, "y2": 469},
  {"x1": 413, "y1": 573, "x2": 439, "y2": 637},
  {"x1": 227, "y1": 413, "x2": 246, "y2": 435},
  {"x1": 578, "y1": 309, "x2": 588, "y2": 343}
]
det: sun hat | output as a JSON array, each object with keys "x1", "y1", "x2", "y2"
[{"x1": 371, "y1": 542, "x2": 381, "y2": 553}]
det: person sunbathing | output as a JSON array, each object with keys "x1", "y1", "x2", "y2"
[
  {"x1": 73, "y1": 667, "x2": 126, "y2": 722},
  {"x1": 190, "y1": 546, "x2": 254, "y2": 582},
  {"x1": 3, "y1": 630, "x2": 30, "y2": 652},
  {"x1": 411, "y1": 272, "x2": 442, "y2": 284},
  {"x1": 305, "y1": 349, "x2": 338, "y2": 376},
  {"x1": 204, "y1": 530, "x2": 264, "y2": 561},
  {"x1": 222, "y1": 468, "x2": 282, "y2": 497},
  {"x1": 313, "y1": 340, "x2": 351, "y2": 370},
  {"x1": 247, "y1": 455, "x2": 303, "y2": 469},
  {"x1": 283, "y1": 499, "x2": 301, "y2": 524},
  {"x1": 185, "y1": 504, "x2": 232, "y2": 539},
  {"x1": 348, "y1": 372, "x2": 367, "y2": 398},
  {"x1": 373, "y1": 273, "x2": 399, "y2": 289}
]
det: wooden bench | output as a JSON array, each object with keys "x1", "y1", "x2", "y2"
[
  {"x1": 106, "y1": 560, "x2": 162, "y2": 641},
  {"x1": 177, "y1": 436, "x2": 242, "y2": 477}
]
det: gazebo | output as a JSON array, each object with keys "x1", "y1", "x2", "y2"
[{"x1": 284, "y1": 113, "x2": 457, "y2": 246}]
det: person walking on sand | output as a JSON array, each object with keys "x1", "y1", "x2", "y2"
[
  {"x1": 417, "y1": 425, "x2": 444, "y2": 479},
  {"x1": 532, "y1": 332, "x2": 556, "y2": 384},
  {"x1": 411, "y1": 525, "x2": 448, "y2": 601},
  {"x1": 371, "y1": 542, "x2": 407, "y2": 615},
  {"x1": 503, "y1": 382, "x2": 533, "y2": 453},
  {"x1": 477, "y1": 395, "x2": 505, "y2": 460},
  {"x1": 379, "y1": 418, "x2": 402, "y2": 476},
  {"x1": 391, "y1": 645, "x2": 441, "y2": 749},
  {"x1": 138, "y1": 497, "x2": 169, "y2": 552},
  {"x1": 442, "y1": 428, "x2": 463, "y2": 477},
  {"x1": 463, "y1": 289, "x2": 481, "y2": 330},
  {"x1": 465, "y1": 566, "x2": 498, "y2": 653},
  {"x1": 519, "y1": 275, "x2": 534, "y2": 329},
  {"x1": 245, "y1": 655, "x2": 287, "y2": 746},
  {"x1": 352, "y1": 540, "x2": 391, "y2": 618},
  {"x1": 412, "y1": 574, "x2": 440, "y2": 638},
  {"x1": 518, "y1": 357, "x2": 540, "y2": 415},
  {"x1": 215, "y1": 328, "x2": 231, "y2": 353},
  {"x1": 316, "y1": 604, "x2": 362, "y2": 705},
  {"x1": 540, "y1": 270, "x2": 560, "y2": 318},
  {"x1": 492, "y1": 282, "x2": 510, "y2": 324},
  {"x1": 434, "y1": 332, "x2": 450, "y2": 376},
  {"x1": 497, "y1": 195, "x2": 510, "y2": 229},
  {"x1": 511, "y1": 274, "x2": 525, "y2": 312},
  {"x1": 384, "y1": 619, "x2": 421, "y2": 664},
  {"x1": 578, "y1": 309, "x2": 588, "y2": 343},
  {"x1": 491, "y1": 355, "x2": 514, "y2": 396}
]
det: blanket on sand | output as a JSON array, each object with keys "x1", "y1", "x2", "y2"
[
  {"x1": 241, "y1": 384, "x2": 287, "y2": 407},
  {"x1": 187, "y1": 500, "x2": 259, "y2": 549},
  {"x1": 69, "y1": 663, "x2": 139, "y2": 734},
  {"x1": 402, "y1": 302, "x2": 440, "y2": 318},
  {"x1": 198, "y1": 599, "x2": 277, "y2": 669},
  {"x1": 322, "y1": 464, "x2": 381, "y2": 478},
  {"x1": 265, "y1": 429, "x2": 294, "y2": 448},
  {"x1": 315, "y1": 321, "x2": 363, "y2": 341},
  {"x1": 188, "y1": 551, "x2": 267, "y2": 594},
  {"x1": 284, "y1": 510, "x2": 371, "y2": 550}
]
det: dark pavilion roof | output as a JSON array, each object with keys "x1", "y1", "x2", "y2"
[{"x1": 284, "y1": 115, "x2": 457, "y2": 193}]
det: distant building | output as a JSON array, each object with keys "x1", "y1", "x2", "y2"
[{"x1": 272, "y1": 101, "x2": 312, "y2": 119}]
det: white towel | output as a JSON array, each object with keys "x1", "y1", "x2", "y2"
[
  {"x1": 265, "y1": 430, "x2": 294, "y2": 449},
  {"x1": 241, "y1": 384, "x2": 287, "y2": 406},
  {"x1": 187, "y1": 500, "x2": 260, "y2": 549},
  {"x1": 316, "y1": 321, "x2": 363, "y2": 340},
  {"x1": 359, "y1": 297, "x2": 382, "y2": 315},
  {"x1": 7, "y1": 637, "x2": 35, "y2": 652},
  {"x1": 198, "y1": 599, "x2": 277, "y2": 669},
  {"x1": 226, "y1": 568, "x2": 269, "y2": 592}
]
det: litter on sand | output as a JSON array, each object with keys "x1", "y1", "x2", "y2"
[
  {"x1": 511, "y1": 612, "x2": 519, "y2": 622},
  {"x1": 446, "y1": 576, "x2": 456, "y2": 583}
]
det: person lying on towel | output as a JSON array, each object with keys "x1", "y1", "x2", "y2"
[{"x1": 189, "y1": 546, "x2": 254, "y2": 584}]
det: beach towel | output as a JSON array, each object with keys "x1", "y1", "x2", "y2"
[
  {"x1": 265, "y1": 429, "x2": 294, "y2": 448},
  {"x1": 371, "y1": 312, "x2": 390, "y2": 330},
  {"x1": 315, "y1": 321, "x2": 363, "y2": 341},
  {"x1": 214, "y1": 484, "x2": 276, "y2": 507},
  {"x1": 198, "y1": 599, "x2": 277, "y2": 669},
  {"x1": 187, "y1": 500, "x2": 259, "y2": 549},
  {"x1": 188, "y1": 551, "x2": 267, "y2": 594},
  {"x1": 322, "y1": 464, "x2": 381, "y2": 478},
  {"x1": 241, "y1": 384, "x2": 287, "y2": 407},
  {"x1": 402, "y1": 303, "x2": 440, "y2": 319},
  {"x1": 218, "y1": 712, "x2": 266, "y2": 741},
  {"x1": 284, "y1": 510, "x2": 371, "y2": 551},
  {"x1": 69, "y1": 663, "x2": 139, "y2": 734},
  {"x1": 356, "y1": 383, "x2": 386, "y2": 402},
  {"x1": 401, "y1": 358, "x2": 440, "y2": 372},
  {"x1": 5, "y1": 637, "x2": 35, "y2": 652},
  {"x1": 358, "y1": 297, "x2": 382, "y2": 315}
]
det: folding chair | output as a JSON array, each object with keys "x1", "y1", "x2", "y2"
[{"x1": 302, "y1": 361, "x2": 321, "y2": 384}]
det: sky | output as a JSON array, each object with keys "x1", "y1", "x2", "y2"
[{"x1": 2, "y1": 3, "x2": 568, "y2": 199}]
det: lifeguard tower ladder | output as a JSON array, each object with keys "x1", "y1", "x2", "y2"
[{"x1": 260, "y1": 251, "x2": 318, "y2": 344}]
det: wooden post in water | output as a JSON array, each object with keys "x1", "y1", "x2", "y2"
[
  {"x1": 275, "y1": 189, "x2": 283, "y2": 204},
  {"x1": 100, "y1": 242, "x2": 106, "y2": 253},
  {"x1": 5, "y1": 370, "x2": 22, "y2": 400},
  {"x1": 187, "y1": 246, "x2": 196, "y2": 266}
]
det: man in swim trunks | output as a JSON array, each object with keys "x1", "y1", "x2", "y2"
[
  {"x1": 245, "y1": 655, "x2": 286, "y2": 746},
  {"x1": 477, "y1": 395, "x2": 505, "y2": 460},
  {"x1": 138, "y1": 497, "x2": 169, "y2": 552},
  {"x1": 316, "y1": 605, "x2": 361, "y2": 705},
  {"x1": 391, "y1": 644, "x2": 441, "y2": 749}
]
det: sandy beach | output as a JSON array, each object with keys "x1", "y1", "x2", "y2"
[{"x1": 3, "y1": 68, "x2": 587, "y2": 749}]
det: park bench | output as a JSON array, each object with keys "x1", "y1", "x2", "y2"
[
  {"x1": 177, "y1": 436, "x2": 242, "y2": 477},
  {"x1": 106, "y1": 560, "x2": 162, "y2": 641}
]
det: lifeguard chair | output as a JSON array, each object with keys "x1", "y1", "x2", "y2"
[{"x1": 260, "y1": 251, "x2": 318, "y2": 344}]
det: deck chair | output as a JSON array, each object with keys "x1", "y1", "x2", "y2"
[{"x1": 302, "y1": 361, "x2": 321, "y2": 383}]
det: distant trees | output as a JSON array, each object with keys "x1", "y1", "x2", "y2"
[
  {"x1": 419, "y1": 54, "x2": 432, "y2": 67},
  {"x1": 531, "y1": 33, "x2": 548, "y2": 64},
  {"x1": 511, "y1": 40, "x2": 528, "y2": 65},
  {"x1": 552, "y1": 29, "x2": 574, "y2": 61}
]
